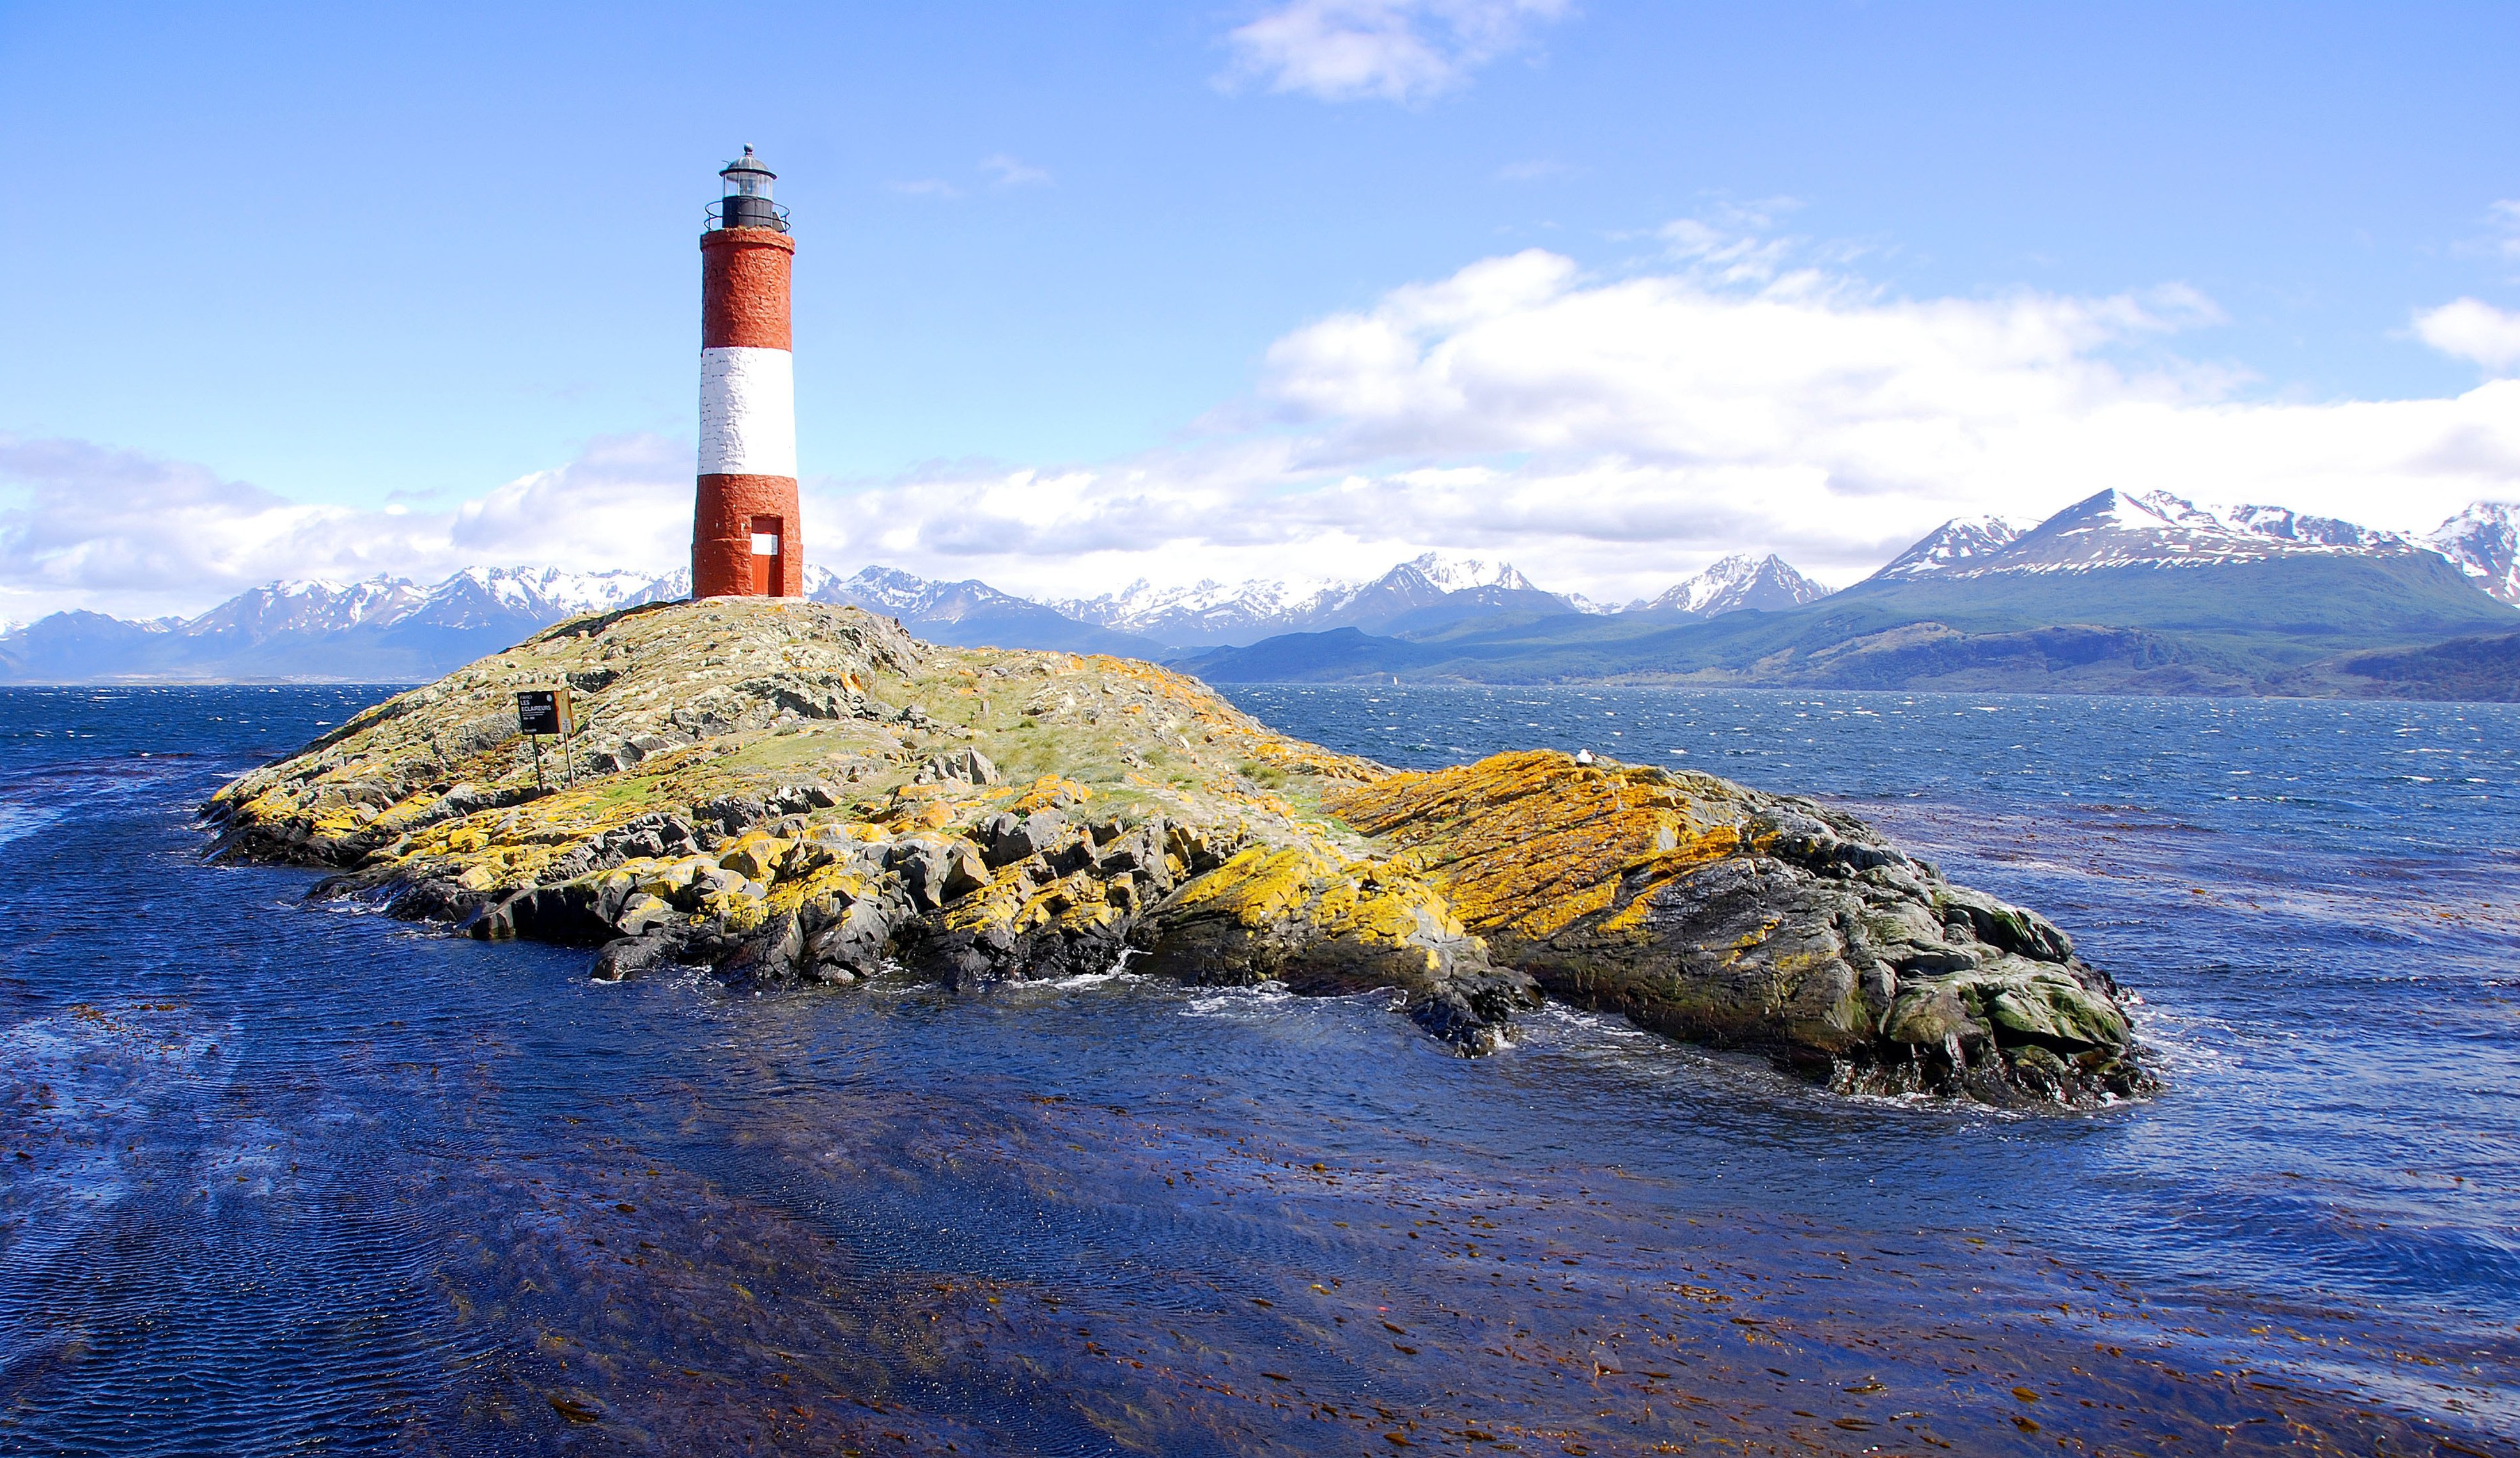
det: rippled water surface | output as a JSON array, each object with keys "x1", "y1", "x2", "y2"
[{"x1": 3, "y1": 684, "x2": 2514, "y2": 1455}]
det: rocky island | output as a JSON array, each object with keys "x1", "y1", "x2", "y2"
[{"x1": 204, "y1": 598, "x2": 2155, "y2": 1107}]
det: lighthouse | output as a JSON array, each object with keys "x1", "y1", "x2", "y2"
[{"x1": 692, "y1": 146, "x2": 802, "y2": 599}]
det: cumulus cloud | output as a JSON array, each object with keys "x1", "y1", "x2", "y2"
[
  {"x1": 0, "y1": 433, "x2": 690, "y2": 623},
  {"x1": 1221, "y1": 0, "x2": 1573, "y2": 104},
  {"x1": 797, "y1": 237, "x2": 2516, "y2": 603},
  {"x1": 10, "y1": 227, "x2": 2520, "y2": 621},
  {"x1": 2416, "y1": 297, "x2": 2520, "y2": 372},
  {"x1": 445, "y1": 435, "x2": 695, "y2": 567}
]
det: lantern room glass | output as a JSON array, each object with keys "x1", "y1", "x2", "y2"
[{"x1": 716, "y1": 148, "x2": 782, "y2": 231}]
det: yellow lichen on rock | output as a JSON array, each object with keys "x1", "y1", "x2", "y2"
[
  {"x1": 1307, "y1": 863, "x2": 1470, "y2": 955},
  {"x1": 1165, "y1": 843, "x2": 1338, "y2": 933},
  {"x1": 1167, "y1": 838, "x2": 1461, "y2": 954},
  {"x1": 1241, "y1": 737, "x2": 1383, "y2": 785},
  {"x1": 1013, "y1": 777, "x2": 1093, "y2": 814},
  {"x1": 1331, "y1": 749, "x2": 1743, "y2": 940}
]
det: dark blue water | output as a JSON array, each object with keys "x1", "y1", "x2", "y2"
[{"x1": 3, "y1": 685, "x2": 2514, "y2": 1455}]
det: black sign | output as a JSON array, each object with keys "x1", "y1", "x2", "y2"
[{"x1": 517, "y1": 688, "x2": 571, "y2": 736}]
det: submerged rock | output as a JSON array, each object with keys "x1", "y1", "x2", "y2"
[{"x1": 205, "y1": 598, "x2": 2154, "y2": 1105}]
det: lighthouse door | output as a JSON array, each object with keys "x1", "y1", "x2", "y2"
[{"x1": 749, "y1": 516, "x2": 784, "y2": 596}]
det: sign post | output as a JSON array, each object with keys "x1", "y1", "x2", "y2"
[{"x1": 517, "y1": 687, "x2": 576, "y2": 789}]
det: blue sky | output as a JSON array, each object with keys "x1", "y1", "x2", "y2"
[{"x1": 1, "y1": 1, "x2": 2516, "y2": 617}]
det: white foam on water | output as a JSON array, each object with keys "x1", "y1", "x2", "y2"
[
  {"x1": 1041, "y1": 968, "x2": 1144, "y2": 991},
  {"x1": 1530, "y1": 1003, "x2": 1654, "y2": 1041},
  {"x1": 0, "y1": 1005, "x2": 232, "y2": 1278},
  {"x1": 0, "y1": 802, "x2": 65, "y2": 849},
  {"x1": 1181, "y1": 982, "x2": 1296, "y2": 1018}
]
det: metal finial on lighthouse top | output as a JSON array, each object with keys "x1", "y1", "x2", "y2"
[{"x1": 712, "y1": 145, "x2": 787, "y2": 231}]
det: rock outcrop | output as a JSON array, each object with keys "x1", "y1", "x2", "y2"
[
  {"x1": 203, "y1": 598, "x2": 2154, "y2": 1105},
  {"x1": 1328, "y1": 753, "x2": 2146, "y2": 1103}
]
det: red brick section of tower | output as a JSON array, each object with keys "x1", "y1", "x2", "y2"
[{"x1": 693, "y1": 146, "x2": 803, "y2": 599}]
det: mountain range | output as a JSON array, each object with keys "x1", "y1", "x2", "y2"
[
  {"x1": 1176, "y1": 492, "x2": 2520, "y2": 696},
  {"x1": 0, "y1": 547, "x2": 1835, "y2": 684},
  {"x1": 1055, "y1": 554, "x2": 1574, "y2": 646},
  {"x1": 2, "y1": 495, "x2": 2512, "y2": 695},
  {"x1": 0, "y1": 567, "x2": 671, "y2": 685}
]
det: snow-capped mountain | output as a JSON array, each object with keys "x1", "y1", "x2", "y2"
[
  {"x1": 1922, "y1": 488, "x2": 2436, "y2": 577},
  {"x1": 1057, "y1": 575, "x2": 1350, "y2": 646},
  {"x1": 1311, "y1": 554, "x2": 1569, "y2": 637},
  {"x1": 2211, "y1": 504, "x2": 2404, "y2": 549},
  {"x1": 185, "y1": 577, "x2": 432, "y2": 637},
  {"x1": 818, "y1": 565, "x2": 1035, "y2": 621},
  {"x1": 1862, "y1": 494, "x2": 2520, "y2": 602},
  {"x1": 1058, "y1": 553, "x2": 1571, "y2": 647},
  {"x1": 2425, "y1": 502, "x2": 2520, "y2": 605},
  {"x1": 1403, "y1": 554, "x2": 1533, "y2": 596},
  {"x1": 1628, "y1": 554, "x2": 1832, "y2": 617},
  {"x1": 396, "y1": 566, "x2": 669, "y2": 630},
  {"x1": 816, "y1": 566, "x2": 1168, "y2": 656},
  {"x1": 633, "y1": 565, "x2": 859, "y2": 603},
  {"x1": 0, "y1": 565, "x2": 693, "y2": 683},
  {"x1": 180, "y1": 567, "x2": 672, "y2": 644},
  {"x1": 1871, "y1": 516, "x2": 2022, "y2": 581},
  {"x1": 812, "y1": 564, "x2": 983, "y2": 618}
]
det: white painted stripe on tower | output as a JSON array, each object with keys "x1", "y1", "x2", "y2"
[{"x1": 697, "y1": 346, "x2": 797, "y2": 477}]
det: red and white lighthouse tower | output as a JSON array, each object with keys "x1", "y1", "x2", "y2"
[{"x1": 693, "y1": 146, "x2": 802, "y2": 599}]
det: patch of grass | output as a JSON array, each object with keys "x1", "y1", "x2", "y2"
[
  {"x1": 580, "y1": 773, "x2": 673, "y2": 811},
  {"x1": 1237, "y1": 760, "x2": 1288, "y2": 789}
]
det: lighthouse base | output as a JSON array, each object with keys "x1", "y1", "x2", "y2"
[{"x1": 693, "y1": 473, "x2": 803, "y2": 599}]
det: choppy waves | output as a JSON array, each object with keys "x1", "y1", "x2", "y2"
[{"x1": 0, "y1": 685, "x2": 2513, "y2": 1453}]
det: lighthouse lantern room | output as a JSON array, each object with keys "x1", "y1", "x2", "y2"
[
  {"x1": 692, "y1": 145, "x2": 802, "y2": 600},
  {"x1": 717, "y1": 145, "x2": 784, "y2": 231}
]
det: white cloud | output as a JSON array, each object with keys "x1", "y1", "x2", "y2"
[
  {"x1": 445, "y1": 435, "x2": 694, "y2": 568},
  {"x1": 0, "y1": 433, "x2": 690, "y2": 621},
  {"x1": 1221, "y1": 0, "x2": 1574, "y2": 104},
  {"x1": 980, "y1": 153, "x2": 1052, "y2": 188},
  {"x1": 10, "y1": 227, "x2": 2519, "y2": 621},
  {"x1": 886, "y1": 178, "x2": 963, "y2": 199},
  {"x1": 795, "y1": 235, "x2": 2515, "y2": 603},
  {"x1": 2416, "y1": 297, "x2": 2520, "y2": 372},
  {"x1": 2493, "y1": 199, "x2": 2520, "y2": 261}
]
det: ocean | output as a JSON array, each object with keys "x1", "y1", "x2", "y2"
[{"x1": 1, "y1": 683, "x2": 2512, "y2": 1455}]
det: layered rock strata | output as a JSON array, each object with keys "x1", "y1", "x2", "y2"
[{"x1": 204, "y1": 598, "x2": 2153, "y2": 1106}]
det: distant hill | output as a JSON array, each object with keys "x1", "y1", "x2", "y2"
[
  {"x1": 2312, "y1": 628, "x2": 2520, "y2": 702},
  {"x1": 1178, "y1": 490, "x2": 2520, "y2": 696}
]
